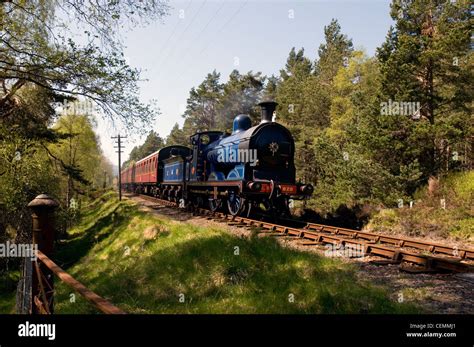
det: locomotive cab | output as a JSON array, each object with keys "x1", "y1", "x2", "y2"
[{"x1": 188, "y1": 131, "x2": 224, "y2": 181}]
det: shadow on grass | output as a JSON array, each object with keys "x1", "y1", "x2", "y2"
[
  {"x1": 54, "y1": 201, "x2": 135, "y2": 270},
  {"x1": 55, "y1": 231, "x2": 418, "y2": 314}
]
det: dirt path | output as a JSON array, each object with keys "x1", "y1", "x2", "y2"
[{"x1": 129, "y1": 195, "x2": 474, "y2": 314}]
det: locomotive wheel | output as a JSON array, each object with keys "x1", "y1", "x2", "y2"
[
  {"x1": 227, "y1": 191, "x2": 245, "y2": 216},
  {"x1": 209, "y1": 198, "x2": 221, "y2": 213}
]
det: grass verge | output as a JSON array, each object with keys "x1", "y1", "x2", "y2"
[
  {"x1": 53, "y1": 192, "x2": 419, "y2": 314},
  {"x1": 0, "y1": 271, "x2": 19, "y2": 313}
]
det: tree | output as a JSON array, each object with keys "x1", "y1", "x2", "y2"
[
  {"x1": 0, "y1": 1, "x2": 168, "y2": 257},
  {"x1": 327, "y1": 51, "x2": 381, "y2": 148},
  {"x1": 275, "y1": 20, "x2": 353, "y2": 187},
  {"x1": 182, "y1": 70, "x2": 223, "y2": 132},
  {"x1": 314, "y1": 18, "x2": 354, "y2": 84},
  {"x1": 301, "y1": 19, "x2": 354, "y2": 131},
  {"x1": 376, "y1": 0, "x2": 473, "y2": 177},
  {"x1": 0, "y1": 1, "x2": 169, "y2": 130},
  {"x1": 124, "y1": 130, "x2": 164, "y2": 167},
  {"x1": 276, "y1": 47, "x2": 312, "y2": 131},
  {"x1": 314, "y1": 51, "x2": 408, "y2": 209},
  {"x1": 216, "y1": 70, "x2": 265, "y2": 132},
  {"x1": 166, "y1": 123, "x2": 189, "y2": 146},
  {"x1": 49, "y1": 113, "x2": 112, "y2": 204},
  {"x1": 263, "y1": 75, "x2": 279, "y2": 101}
]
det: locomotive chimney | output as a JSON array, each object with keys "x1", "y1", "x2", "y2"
[{"x1": 258, "y1": 101, "x2": 278, "y2": 123}]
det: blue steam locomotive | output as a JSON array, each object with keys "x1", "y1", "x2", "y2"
[{"x1": 121, "y1": 101, "x2": 313, "y2": 216}]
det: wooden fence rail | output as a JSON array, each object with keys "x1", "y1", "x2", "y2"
[
  {"x1": 23, "y1": 194, "x2": 125, "y2": 314},
  {"x1": 36, "y1": 251, "x2": 125, "y2": 314}
]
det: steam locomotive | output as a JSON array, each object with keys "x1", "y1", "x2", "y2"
[{"x1": 121, "y1": 101, "x2": 313, "y2": 217}]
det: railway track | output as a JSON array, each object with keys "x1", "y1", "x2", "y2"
[{"x1": 133, "y1": 193, "x2": 474, "y2": 274}]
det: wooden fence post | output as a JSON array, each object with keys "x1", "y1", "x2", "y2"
[{"x1": 27, "y1": 194, "x2": 59, "y2": 314}]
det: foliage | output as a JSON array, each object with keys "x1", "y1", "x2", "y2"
[
  {"x1": 216, "y1": 70, "x2": 265, "y2": 132},
  {"x1": 53, "y1": 192, "x2": 419, "y2": 314},
  {"x1": 0, "y1": 0, "x2": 169, "y2": 131},
  {"x1": 49, "y1": 114, "x2": 113, "y2": 197},
  {"x1": 165, "y1": 69, "x2": 266, "y2": 145},
  {"x1": 182, "y1": 70, "x2": 223, "y2": 132},
  {"x1": 166, "y1": 123, "x2": 189, "y2": 146},
  {"x1": 366, "y1": 171, "x2": 474, "y2": 242},
  {"x1": 0, "y1": 0, "x2": 168, "y2": 277},
  {"x1": 376, "y1": 0, "x2": 473, "y2": 177}
]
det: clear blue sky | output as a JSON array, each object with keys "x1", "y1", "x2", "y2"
[{"x1": 99, "y1": 0, "x2": 394, "y2": 165}]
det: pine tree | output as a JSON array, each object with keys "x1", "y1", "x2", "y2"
[
  {"x1": 183, "y1": 70, "x2": 223, "y2": 132},
  {"x1": 314, "y1": 19, "x2": 354, "y2": 84},
  {"x1": 217, "y1": 70, "x2": 265, "y2": 132},
  {"x1": 276, "y1": 47, "x2": 312, "y2": 130},
  {"x1": 275, "y1": 20, "x2": 353, "y2": 187},
  {"x1": 377, "y1": 0, "x2": 473, "y2": 178},
  {"x1": 166, "y1": 123, "x2": 189, "y2": 146},
  {"x1": 124, "y1": 131, "x2": 164, "y2": 166}
]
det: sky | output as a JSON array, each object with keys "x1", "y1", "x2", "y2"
[{"x1": 98, "y1": 0, "x2": 395, "y2": 166}]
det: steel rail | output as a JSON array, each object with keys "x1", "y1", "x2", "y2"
[
  {"x1": 134, "y1": 194, "x2": 474, "y2": 273},
  {"x1": 302, "y1": 223, "x2": 474, "y2": 260}
]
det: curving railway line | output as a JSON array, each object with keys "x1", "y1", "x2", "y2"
[{"x1": 132, "y1": 193, "x2": 474, "y2": 274}]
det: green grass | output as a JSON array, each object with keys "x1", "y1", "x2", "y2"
[
  {"x1": 367, "y1": 171, "x2": 474, "y2": 242},
  {"x1": 53, "y1": 193, "x2": 419, "y2": 314},
  {"x1": 0, "y1": 271, "x2": 19, "y2": 313}
]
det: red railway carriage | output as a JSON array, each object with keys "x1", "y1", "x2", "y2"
[
  {"x1": 120, "y1": 165, "x2": 135, "y2": 191},
  {"x1": 120, "y1": 146, "x2": 191, "y2": 195},
  {"x1": 135, "y1": 151, "x2": 159, "y2": 184}
]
